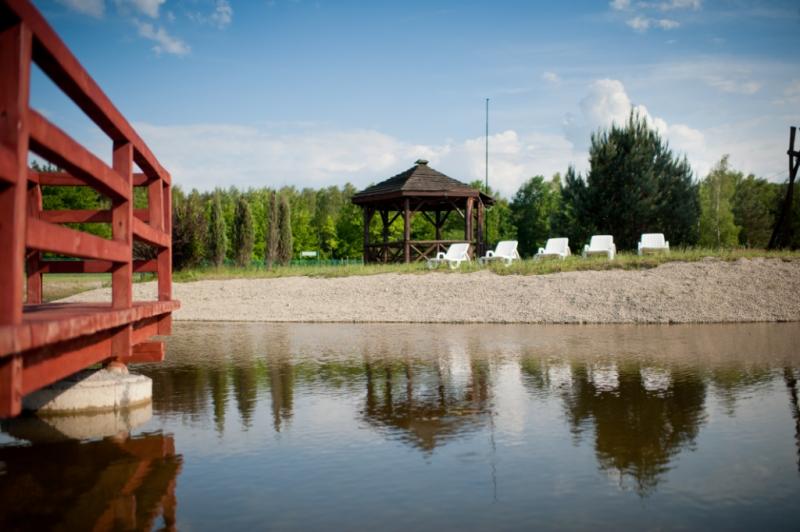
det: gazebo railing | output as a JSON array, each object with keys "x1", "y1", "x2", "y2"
[{"x1": 366, "y1": 240, "x2": 478, "y2": 263}]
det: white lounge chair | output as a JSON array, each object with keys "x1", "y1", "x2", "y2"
[
  {"x1": 427, "y1": 242, "x2": 471, "y2": 269},
  {"x1": 535, "y1": 238, "x2": 571, "y2": 260},
  {"x1": 479, "y1": 240, "x2": 520, "y2": 266},
  {"x1": 638, "y1": 233, "x2": 669, "y2": 255},
  {"x1": 583, "y1": 235, "x2": 616, "y2": 260}
]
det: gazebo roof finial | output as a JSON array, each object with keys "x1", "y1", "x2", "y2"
[{"x1": 415, "y1": 158, "x2": 429, "y2": 165}]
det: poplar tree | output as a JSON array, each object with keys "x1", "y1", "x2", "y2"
[
  {"x1": 172, "y1": 188, "x2": 207, "y2": 269},
  {"x1": 277, "y1": 194, "x2": 294, "y2": 265},
  {"x1": 208, "y1": 191, "x2": 227, "y2": 267},
  {"x1": 233, "y1": 196, "x2": 255, "y2": 267},
  {"x1": 698, "y1": 155, "x2": 740, "y2": 248},
  {"x1": 266, "y1": 190, "x2": 280, "y2": 268}
]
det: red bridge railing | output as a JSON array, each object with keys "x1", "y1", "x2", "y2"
[{"x1": 0, "y1": 0, "x2": 179, "y2": 417}]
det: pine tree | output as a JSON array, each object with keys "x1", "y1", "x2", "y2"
[
  {"x1": 266, "y1": 190, "x2": 280, "y2": 268},
  {"x1": 232, "y1": 196, "x2": 255, "y2": 267},
  {"x1": 581, "y1": 111, "x2": 699, "y2": 250},
  {"x1": 207, "y1": 191, "x2": 227, "y2": 267},
  {"x1": 277, "y1": 194, "x2": 294, "y2": 265}
]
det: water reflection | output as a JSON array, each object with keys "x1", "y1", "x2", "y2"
[
  {"x1": 520, "y1": 357, "x2": 707, "y2": 494},
  {"x1": 4, "y1": 323, "x2": 797, "y2": 530},
  {"x1": 362, "y1": 358, "x2": 492, "y2": 452},
  {"x1": 0, "y1": 431, "x2": 181, "y2": 531},
  {"x1": 786, "y1": 367, "x2": 800, "y2": 471},
  {"x1": 137, "y1": 322, "x2": 800, "y2": 498}
]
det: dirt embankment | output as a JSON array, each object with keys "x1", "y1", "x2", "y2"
[{"x1": 60, "y1": 258, "x2": 800, "y2": 324}]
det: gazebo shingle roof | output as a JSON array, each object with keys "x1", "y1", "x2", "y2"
[{"x1": 352, "y1": 160, "x2": 493, "y2": 204}]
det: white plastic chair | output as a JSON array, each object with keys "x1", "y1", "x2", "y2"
[
  {"x1": 583, "y1": 235, "x2": 616, "y2": 260},
  {"x1": 427, "y1": 243, "x2": 471, "y2": 269},
  {"x1": 479, "y1": 240, "x2": 520, "y2": 266},
  {"x1": 535, "y1": 238, "x2": 571, "y2": 260},
  {"x1": 638, "y1": 233, "x2": 669, "y2": 255}
]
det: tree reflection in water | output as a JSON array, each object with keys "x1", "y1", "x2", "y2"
[
  {"x1": 269, "y1": 355, "x2": 294, "y2": 433},
  {"x1": 786, "y1": 368, "x2": 800, "y2": 472},
  {"x1": 362, "y1": 357, "x2": 492, "y2": 453},
  {"x1": 139, "y1": 322, "x2": 800, "y2": 496},
  {"x1": 522, "y1": 357, "x2": 707, "y2": 496}
]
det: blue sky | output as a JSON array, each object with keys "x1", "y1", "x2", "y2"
[{"x1": 31, "y1": 0, "x2": 800, "y2": 195}]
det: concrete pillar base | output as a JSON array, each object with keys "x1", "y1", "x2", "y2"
[
  {"x1": 1, "y1": 402, "x2": 152, "y2": 442},
  {"x1": 23, "y1": 368, "x2": 152, "y2": 415}
]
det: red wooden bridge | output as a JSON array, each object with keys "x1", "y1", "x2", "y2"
[{"x1": 0, "y1": 0, "x2": 179, "y2": 417}]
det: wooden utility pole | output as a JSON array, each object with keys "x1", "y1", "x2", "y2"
[{"x1": 769, "y1": 126, "x2": 800, "y2": 249}]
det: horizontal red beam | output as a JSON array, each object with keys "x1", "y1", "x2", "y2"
[
  {"x1": 127, "y1": 341, "x2": 165, "y2": 363},
  {"x1": 0, "y1": 144, "x2": 16, "y2": 185},
  {"x1": 0, "y1": 300, "x2": 180, "y2": 358},
  {"x1": 30, "y1": 171, "x2": 150, "y2": 187},
  {"x1": 3, "y1": 0, "x2": 170, "y2": 185},
  {"x1": 20, "y1": 329, "x2": 114, "y2": 396},
  {"x1": 38, "y1": 259, "x2": 157, "y2": 274},
  {"x1": 26, "y1": 218, "x2": 129, "y2": 262},
  {"x1": 133, "y1": 218, "x2": 169, "y2": 249},
  {"x1": 40, "y1": 208, "x2": 149, "y2": 224},
  {"x1": 27, "y1": 110, "x2": 130, "y2": 201}
]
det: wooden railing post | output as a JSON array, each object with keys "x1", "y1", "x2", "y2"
[
  {"x1": 26, "y1": 181, "x2": 43, "y2": 304},
  {"x1": 110, "y1": 141, "x2": 133, "y2": 362},
  {"x1": 0, "y1": 23, "x2": 32, "y2": 325},
  {"x1": 157, "y1": 181, "x2": 172, "y2": 334},
  {"x1": 0, "y1": 22, "x2": 32, "y2": 417}
]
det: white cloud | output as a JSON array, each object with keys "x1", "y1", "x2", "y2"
[
  {"x1": 704, "y1": 76, "x2": 761, "y2": 95},
  {"x1": 773, "y1": 79, "x2": 800, "y2": 105},
  {"x1": 569, "y1": 78, "x2": 709, "y2": 174},
  {"x1": 134, "y1": 20, "x2": 190, "y2": 56},
  {"x1": 579, "y1": 79, "x2": 633, "y2": 129},
  {"x1": 210, "y1": 0, "x2": 233, "y2": 28},
  {"x1": 542, "y1": 71, "x2": 561, "y2": 85},
  {"x1": 627, "y1": 16, "x2": 651, "y2": 31},
  {"x1": 657, "y1": 0, "x2": 701, "y2": 11},
  {"x1": 656, "y1": 18, "x2": 680, "y2": 29},
  {"x1": 616, "y1": 0, "x2": 697, "y2": 32},
  {"x1": 115, "y1": 0, "x2": 165, "y2": 18},
  {"x1": 627, "y1": 16, "x2": 680, "y2": 31},
  {"x1": 785, "y1": 80, "x2": 800, "y2": 98},
  {"x1": 188, "y1": 0, "x2": 234, "y2": 29},
  {"x1": 130, "y1": 122, "x2": 579, "y2": 197},
  {"x1": 57, "y1": 0, "x2": 105, "y2": 18}
]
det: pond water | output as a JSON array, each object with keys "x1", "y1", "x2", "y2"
[{"x1": 2, "y1": 322, "x2": 800, "y2": 531}]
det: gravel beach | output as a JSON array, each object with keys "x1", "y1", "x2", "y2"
[{"x1": 61, "y1": 258, "x2": 800, "y2": 324}]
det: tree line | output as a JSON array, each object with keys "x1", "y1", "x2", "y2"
[{"x1": 37, "y1": 113, "x2": 799, "y2": 270}]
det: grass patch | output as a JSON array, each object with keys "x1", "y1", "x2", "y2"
[{"x1": 173, "y1": 248, "x2": 800, "y2": 282}]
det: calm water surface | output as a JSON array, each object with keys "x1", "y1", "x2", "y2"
[{"x1": 2, "y1": 322, "x2": 800, "y2": 531}]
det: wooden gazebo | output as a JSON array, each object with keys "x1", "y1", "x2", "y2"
[{"x1": 352, "y1": 160, "x2": 494, "y2": 263}]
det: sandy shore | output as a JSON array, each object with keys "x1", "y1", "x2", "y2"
[{"x1": 60, "y1": 258, "x2": 800, "y2": 324}]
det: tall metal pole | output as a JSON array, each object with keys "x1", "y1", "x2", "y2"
[{"x1": 484, "y1": 98, "x2": 489, "y2": 248}]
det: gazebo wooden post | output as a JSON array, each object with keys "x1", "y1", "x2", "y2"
[
  {"x1": 434, "y1": 209, "x2": 442, "y2": 241},
  {"x1": 465, "y1": 197, "x2": 474, "y2": 255},
  {"x1": 380, "y1": 209, "x2": 390, "y2": 263},
  {"x1": 403, "y1": 198, "x2": 411, "y2": 263},
  {"x1": 363, "y1": 207, "x2": 372, "y2": 263},
  {"x1": 477, "y1": 199, "x2": 485, "y2": 256}
]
